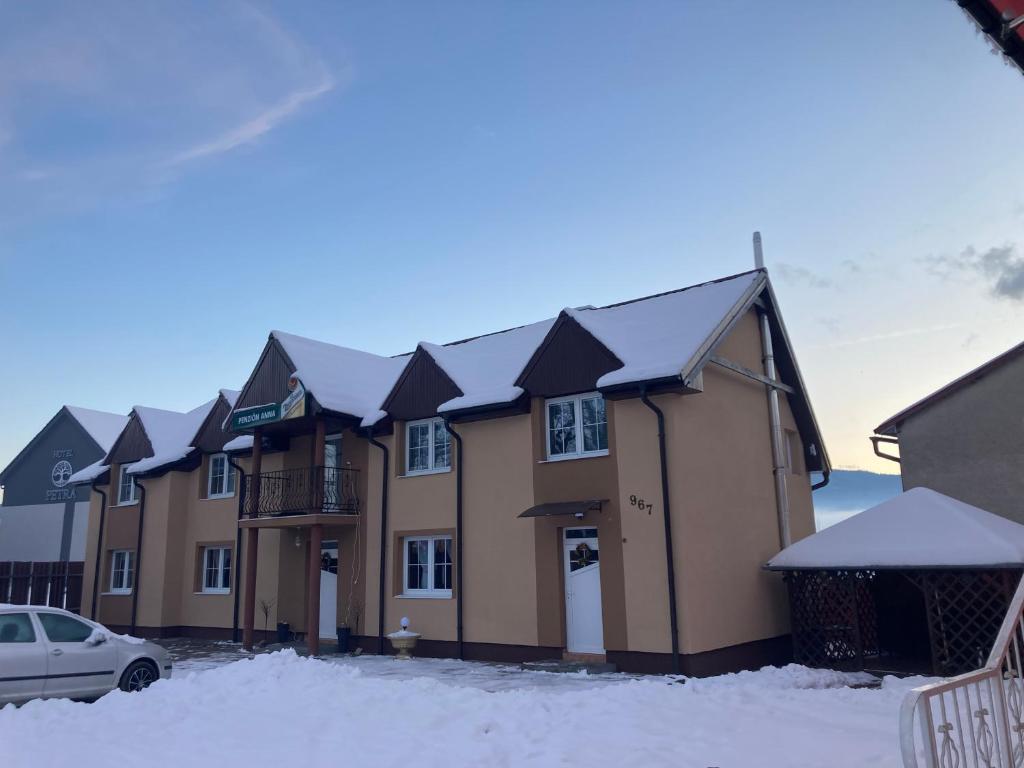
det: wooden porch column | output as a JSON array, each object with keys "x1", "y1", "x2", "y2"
[
  {"x1": 307, "y1": 523, "x2": 323, "y2": 655},
  {"x1": 242, "y1": 427, "x2": 263, "y2": 651}
]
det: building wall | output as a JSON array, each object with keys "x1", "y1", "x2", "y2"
[
  {"x1": 896, "y1": 352, "x2": 1024, "y2": 524},
  {"x1": 1, "y1": 410, "x2": 105, "y2": 562}
]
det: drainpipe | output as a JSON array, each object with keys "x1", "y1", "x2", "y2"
[
  {"x1": 129, "y1": 478, "x2": 146, "y2": 636},
  {"x1": 364, "y1": 428, "x2": 390, "y2": 655},
  {"x1": 811, "y1": 469, "x2": 831, "y2": 491},
  {"x1": 869, "y1": 435, "x2": 901, "y2": 464},
  {"x1": 443, "y1": 418, "x2": 464, "y2": 661},
  {"x1": 227, "y1": 457, "x2": 247, "y2": 643},
  {"x1": 88, "y1": 483, "x2": 108, "y2": 621},
  {"x1": 759, "y1": 310, "x2": 791, "y2": 549},
  {"x1": 639, "y1": 386, "x2": 681, "y2": 675}
]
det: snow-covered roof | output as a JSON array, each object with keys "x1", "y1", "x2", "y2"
[
  {"x1": 65, "y1": 406, "x2": 129, "y2": 452},
  {"x1": 220, "y1": 389, "x2": 241, "y2": 407},
  {"x1": 124, "y1": 400, "x2": 218, "y2": 475},
  {"x1": 271, "y1": 331, "x2": 410, "y2": 428},
  {"x1": 566, "y1": 271, "x2": 764, "y2": 388},
  {"x1": 68, "y1": 459, "x2": 110, "y2": 485},
  {"x1": 420, "y1": 319, "x2": 556, "y2": 413},
  {"x1": 223, "y1": 435, "x2": 254, "y2": 452},
  {"x1": 767, "y1": 487, "x2": 1024, "y2": 570}
]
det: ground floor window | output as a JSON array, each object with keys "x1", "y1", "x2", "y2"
[
  {"x1": 201, "y1": 546, "x2": 232, "y2": 593},
  {"x1": 403, "y1": 535, "x2": 452, "y2": 597},
  {"x1": 110, "y1": 550, "x2": 134, "y2": 594}
]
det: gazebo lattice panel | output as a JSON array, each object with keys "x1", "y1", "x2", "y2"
[
  {"x1": 905, "y1": 569, "x2": 1020, "y2": 676},
  {"x1": 786, "y1": 570, "x2": 877, "y2": 670}
]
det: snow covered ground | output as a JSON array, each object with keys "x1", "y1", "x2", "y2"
[{"x1": 0, "y1": 650, "x2": 921, "y2": 767}]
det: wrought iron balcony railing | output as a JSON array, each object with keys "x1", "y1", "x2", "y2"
[{"x1": 242, "y1": 466, "x2": 360, "y2": 518}]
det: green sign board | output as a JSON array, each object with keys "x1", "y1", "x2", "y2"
[{"x1": 230, "y1": 404, "x2": 281, "y2": 431}]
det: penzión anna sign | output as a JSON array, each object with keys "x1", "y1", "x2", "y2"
[{"x1": 230, "y1": 377, "x2": 307, "y2": 431}]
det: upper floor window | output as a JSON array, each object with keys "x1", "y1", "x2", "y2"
[
  {"x1": 207, "y1": 453, "x2": 236, "y2": 498},
  {"x1": 545, "y1": 393, "x2": 608, "y2": 460},
  {"x1": 117, "y1": 466, "x2": 137, "y2": 505},
  {"x1": 406, "y1": 418, "x2": 451, "y2": 475}
]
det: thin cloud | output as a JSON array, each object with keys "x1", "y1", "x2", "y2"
[
  {"x1": 924, "y1": 243, "x2": 1024, "y2": 302},
  {"x1": 774, "y1": 262, "x2": 832, "y2": 289},
  {"x1": 811, "y1": 323, "x2": 961, "y2": 350},
  {"x1": 163, "y1": 72, "x2": 335, "y2": 168}
]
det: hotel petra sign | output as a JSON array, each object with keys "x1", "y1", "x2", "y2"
[{"x1": 230, "y1": 377, "x2": 307, "y2": 431}]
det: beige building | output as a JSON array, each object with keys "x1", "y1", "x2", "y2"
[{"x1": 74, "y1": 268, "x2": 830, "y2": 674}]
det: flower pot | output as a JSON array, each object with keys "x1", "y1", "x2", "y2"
[
  {"x1": 276, "y1": 622, "x2": 290, "y2": 645},
  {"x1": 386, "y1": 629, "x2": 420, "y2": 660},
  {"x1": 336, "y1": 626, "x2": 351, "y2": 653}
]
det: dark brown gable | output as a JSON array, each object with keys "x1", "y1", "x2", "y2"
[
  {"x1": 381, "y1": 348, "x2": 462, "y2": 422},
  {"x1": 233, "y1": 337, "x2": 296, "y2": 413},
  {"x1": 106, "y1": 413, "x2": 154, "y2": 465},
  {"x1": 516, "y1": 313, "x2": 623, "y2": 398},
  {"x1": 192, "y1": 395, "x2": 234, "y2": 453}
]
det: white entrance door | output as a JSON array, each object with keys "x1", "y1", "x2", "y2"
[
  {"x1": 563, "y1": 527, "x2": 604, "y2": 654},
  {"x1": 319, "y1": 541, "x2": 338, "y2": 639}
]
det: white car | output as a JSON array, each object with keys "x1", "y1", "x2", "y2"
[{"x1": 0, "y1": 604, "x2": 172, "y2": 706}]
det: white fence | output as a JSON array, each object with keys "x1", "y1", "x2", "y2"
[{"x1": 901, "y1": 575, "x2": 1024, "y2": 767}]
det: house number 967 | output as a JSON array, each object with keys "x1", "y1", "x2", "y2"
[{"x1": 629, "y1": 495, "x2": 655, "y2": 515}]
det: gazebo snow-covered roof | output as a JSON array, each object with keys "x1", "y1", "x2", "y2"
[
  {"x1": 769, "y1": 488, "x2": 1024, "y2": 676},
  {"x1": 768, "y1": 487, "x2": 1024, "y2": 571}
]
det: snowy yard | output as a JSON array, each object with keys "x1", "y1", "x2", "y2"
[{"x1": 0, "y1": 649, "x2": 920, "y2": 767}]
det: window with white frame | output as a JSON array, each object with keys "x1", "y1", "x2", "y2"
[
  {"x1": 117, "y1": 466, "x2": 137, "y2": 505},
  {"x1": 405, "y1": 418, "x2": 451, "y2": 475},
  {"x1": 201, "y1": 546, "x2": 232, "y2": 593},
  {"x1": 110, "y1": 550, "x2": 134, "y2": 594},
  {"x1": 545, "y1": 393, "x2": 608, "y2": 460},
  {"x1": 207, "y1": 453, "x2": 236, "y2": 498},
  {"x1": 402, "y1": 535, "x2": 452, "y2": 597}
]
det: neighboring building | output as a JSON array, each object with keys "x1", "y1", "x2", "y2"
[
  {"x1": 72, "y1": 268, "x2": 831, "y2": 674},
  {"x1": 0, "y1": 406, "x2": 127, "y2": 562},
  {"x1": 873, "y1": 340, "x2": 1024, "y2": 525},
  {"x1": 957, "y1": 0, "x2": 1024, "y2": 75},
  {"x1": 71, "y1": 390, "x2": 253, "y2": 636}
]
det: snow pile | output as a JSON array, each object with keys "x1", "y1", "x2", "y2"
[
  {"x1": 768, "y1": 487, "x2": 1024, "y2": 569},
  {"x1": 0, "y1": 650, "x2": 910, "y2": 767},
  {"x1": 567, "y1": 271, "x2": 762, "y2": 388},
  {"x1": 420, "y1": 318, "x2": 555, "y2": 413},
  {"x1": 65, "y1": 406, "x2": 129, "y2": 452},
  {"x1": 124, "y1": 400, "x2": 218, "y2": 475},
  {"x1": 68, "y1": 458, "x2": 110, "y2": 485},
  {"x1": 222, "y1": 435, "x2": 254, "y2": 452},
  {"x1": 271, "y1": 331, "x2": 410, "y2": 427},
  {"x1": 85, "y1": 627, "x2": 147, "y2": 646}
]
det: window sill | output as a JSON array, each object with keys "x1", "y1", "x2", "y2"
[
  {"x1": 203, "y1": 493, "x2": 236, "y2": 501},
  {"x1": 114, "y1": 501, "x2": 140, "y2": 507},
  {"x1": 397, "y1": 592, "x2": 453, "y2": 600},
  {"x1": 538, "y1": 450, "x2": 609, "y2": 464},
  {"x1": 103, "y1": 590, "x2": 133, "y2": 596},
  {"x1": 195, "y1": 590, "x2": 230, "y2": 596},
  {"x1": 401, "y1": 467, "x2": 452, "y2": 478}
]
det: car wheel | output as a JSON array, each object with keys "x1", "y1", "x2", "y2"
[{"x1": 119, "y1": 660, "x2": 158, "y2": 693}]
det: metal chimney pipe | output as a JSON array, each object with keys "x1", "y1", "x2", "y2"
[{"x1": 753, "y1": 231, "x2": 764, "y2": 269}]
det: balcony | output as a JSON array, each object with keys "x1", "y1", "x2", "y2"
[{"x1": 241, "y1": 466, "x2": 360, "y2": 519}]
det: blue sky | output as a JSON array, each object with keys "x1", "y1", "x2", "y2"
[{"x1": 1, "y1": 0, "x2": 1023, "y2": 474}]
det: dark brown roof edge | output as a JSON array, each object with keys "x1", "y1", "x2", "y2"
[
  {"x1": 874, "y1": 339, "x2": 1024, "y2": 435},
  {"x1": 957, "y1": 0, "x2": 1024, "y2": 76}
]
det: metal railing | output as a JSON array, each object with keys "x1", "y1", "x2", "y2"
[
  {"x1": 901, "y1": 574, "x2": 1024, "y2": 767},
  {"x1": 242, "y1": 466, "x2": 360, "y2": 518}
]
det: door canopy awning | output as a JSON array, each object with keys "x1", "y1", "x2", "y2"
[{"x1": 518, "y1": 500, "x2": 608, "y2": 518}]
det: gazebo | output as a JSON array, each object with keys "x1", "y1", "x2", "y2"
[{"x1": 767, "y1": 487, "x2": 1024, "y2": 676}]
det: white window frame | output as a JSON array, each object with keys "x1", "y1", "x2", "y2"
[
  {"x1": 544, "y1": 392, "x2": 609, "y2": 461},
  {"x1": 117, "y1": 466, "x2": 138, "y2": 505},
  {"x1": 206, "y1": 453, "x2": 236, "y2": 499},
  {"x1": 200, "y1": 546, "x2": 232, "y2": 594},
  {"x1": 401, "y1": 535, "x2": 453, "y2": 598},
  {"x1": 109, "y1": 550, "x2": 134, "y2": 594},
  {"x1": 404, "y1": 417, "x2": 451, "y2": 476}
]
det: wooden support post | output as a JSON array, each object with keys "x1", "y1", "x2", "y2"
[
  {"x1": 242, "y1": 428, "x2": 263, "y2": 651},
  {"x1": 307, "y1": 523, "x2": 323, "y2": 655},
  {"x1": 313, "y1": 417, "x2": 326, "y2": 512}
]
